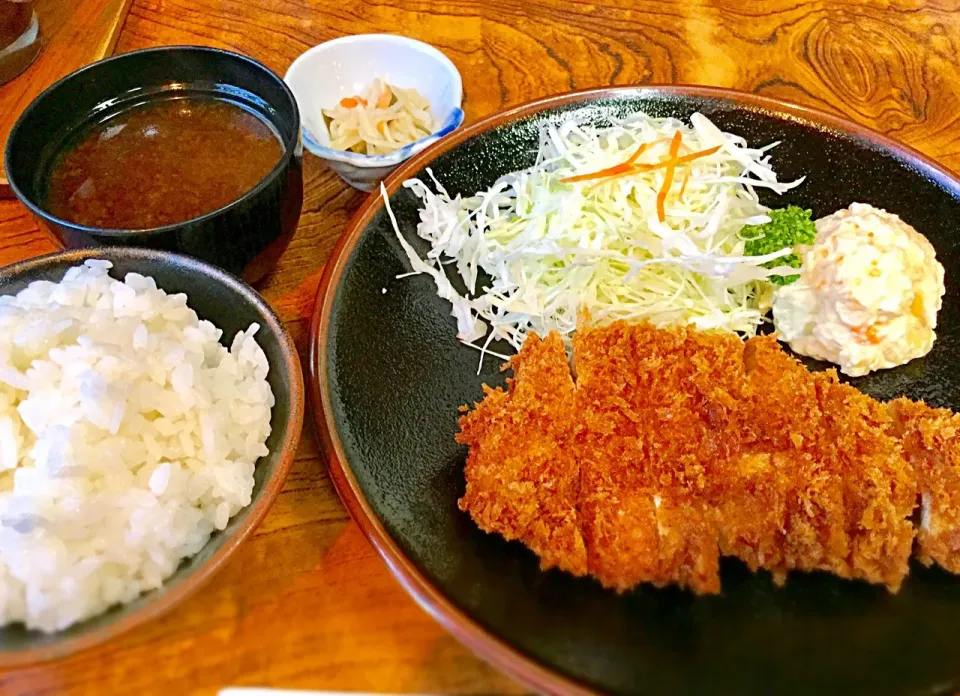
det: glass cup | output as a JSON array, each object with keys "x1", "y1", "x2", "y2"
[{"x1": 0, "y1": 0, "x2": 40, "y2": 86}]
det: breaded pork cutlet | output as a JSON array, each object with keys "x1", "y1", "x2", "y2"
[
  {"x1": 888, "y1": 399, "x2": 960, "y2": 573},
  {"x1": 815, "y1": 377, "x2": 916, "y2": 589},
  {"x1": 574, "y1": 322, "x2": 746, "y2": 594},
  {"x1": 737, "y1": 335, "x2": 846, "y2": 581},
  {"x1": 576, "y1": 326, "x2": 913, "y2": 591},
  {"x1": 737, "y1": 337, "x2": 915, "y2": 589},
  {"x1": 457, "y1": 321, "x2": 941, "y2": 594},
  {"x1": 572, "y1": 322, "x2": 664, "y2": 592},
  {"x1": 456, "y1": 332, "x2": 587, "y2": 576}
]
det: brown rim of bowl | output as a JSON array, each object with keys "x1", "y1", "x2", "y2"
[
  {"x1": 309, "y1": 83, "x2": 960, "y2": 695},
  {"x1": 0, "y1": 246, "x2": 305, "y2": 668}
]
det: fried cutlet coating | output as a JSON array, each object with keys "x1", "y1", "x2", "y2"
[
  {"x1": 574, "y1": 322, "x2": 746, "y2": 594},
  {"x1": 889, "y1": 398, "x2": 960, "y2": 572},
  {"x1": 458, "y1": 321, "x2": 940, "y2": 595},
  {"x1": 714, "y1": 450, "x2": 790, "y2": 577},
  {"x1": 572, "y1": 322, "x2": 664, "y2": 591},
  {"x1": 740, "y1": 338, "x2": 915, "y2": 590},
  {"x1": 817, "y1": 379, "x2": 916, "y2": 590},
  {"x1": 456, "y1": 332, "x2": 587, "y2": 576},
  {"x1": 741, "y1": 336, "x2": 851, "y2": 581}
]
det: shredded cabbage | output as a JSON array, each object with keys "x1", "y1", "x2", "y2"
[{"x1": 383, "y1": 110, "x2": 804, "y2": 369}]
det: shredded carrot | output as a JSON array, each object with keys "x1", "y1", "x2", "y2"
[
  {"x1": 586, "y1": 175, "x2": 623, "y2": 194},
  {"x1": 587, "y1": 143, "x2": 723, "y2": 190},
  {"x1": 576, "y1": 138, "x2": 665, "y2": 193},
  {"x1": 563, "y1": 139, "x2": 658, "y2": 184},
  {"x1": 678, "y1": 169, "x2": 691, "y2": 200},
  {"x1": 656, "y1": 131, "x2": 684, "y2": 222},
  {"x1": 339, "y1": 96, "x2": 369, "y2": 108},
  {"x1": 560, "y1": 136, "x2": 721, "y2": 202},
  {"x1": 626, "y1": 142, "x2": 650, "y2": 165},
  {"x1": 559, "y1": 162, "x2": 635, "y2": 184},
  {"x1": 376, "y1": 89, "x2": 392, "y2": 109},
  {"x1": 377, "y1": 121, "x2": 387, "y2": 135},
  {"x1": 677, "y1": 144, "x2": 721, "y2": 163},
  {"x1": 669, "y1": 131, "x2": 683, "y2": 151},
  {"x1": 578, "y1": 144, "x2": 650, "y2": 190},
  {"x1": 634, "y1": 145, "x2": 722, "y2": 173}
]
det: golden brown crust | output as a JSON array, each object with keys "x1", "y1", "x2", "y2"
[
  {"x1": 740, "y1": 336, "x2": 849, "y2": 580},
  {"x1": 888, "y1": 398, "x2": 960, "y2": 572},
  {"x1": 457, "y1": 332, "x2": 587, "y2": 576},
  {"x1": 573, "y1": 322, "x2": 745, "y2": 594},
  {"x1": 738, "y1": 337, "x2": 916, "y2": 588},
  {"x1": 817, "y1": 380, "x2": 916, "y2": 590},
  {"x1": 573, "y1": 322, "x2": 666, "y2": 590},
  {"x1": 457, "y1": 321, "x2": 941, "y2": 595}
]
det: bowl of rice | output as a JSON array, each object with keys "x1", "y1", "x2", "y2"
[
  {"x1": 0, "y1": 247, "x2": 304, "y2": 665},
  {"x1": 284, "y1": 34, "x2": 464, "y2": 191}
]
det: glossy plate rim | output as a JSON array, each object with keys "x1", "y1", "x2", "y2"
[{"x1": 308, "y1": 84, "x2": 960, "y2": 696}]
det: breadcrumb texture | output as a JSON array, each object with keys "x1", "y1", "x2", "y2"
[
  {"x1": 889, "y1": 398, "x2": 960, "y2": 573},
  {"x1": 457, "y1": 332, "x2": 587, "y2": 576},
  {"x1": 458, "y1": 321, "x2": 957, "y2": 594}
]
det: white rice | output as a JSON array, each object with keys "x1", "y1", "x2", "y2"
[{"x1": 0, "y1": 260, "x2": 274, "y2": 632}]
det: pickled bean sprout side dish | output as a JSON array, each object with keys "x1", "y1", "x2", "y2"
[{"x1": 324, "y1": 78, "x2": 436, "y2": 155}]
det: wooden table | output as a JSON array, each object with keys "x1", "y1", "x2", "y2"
[
  {"x1": 0, "y1": 0, "x2": 134, "y2": 194},
  {"x1": 2, "y1": 1, "x2": 960, "y2": 694}
]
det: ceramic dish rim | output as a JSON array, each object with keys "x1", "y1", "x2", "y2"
[
  {"x1": 309, "y1": 84, "x2": 960, "y2": 696},
  {"x1": 284, "y1": 33, "x2": 465, "y2": 169},
  {"x1": 0, "y1": 246, "x2": 305, "y2": 668},
  {"x1": 298, "y1": 108, "x2": 466, "y2": 169}
]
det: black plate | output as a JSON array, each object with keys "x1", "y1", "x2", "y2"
[{"x1": 311, "y1": 87, "x2": 960, "y2": 696}]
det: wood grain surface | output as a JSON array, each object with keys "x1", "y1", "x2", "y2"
[
  {"x1": 2, "y1": 0, "x2": 960, "y2": 694},
  {"x1": 0, "y1": 0, "x2": 134, "y2": 195}
]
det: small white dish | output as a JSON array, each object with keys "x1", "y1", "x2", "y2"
[{"x1": 284, "y1": 34, "x2": 464, "y2": 192}]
